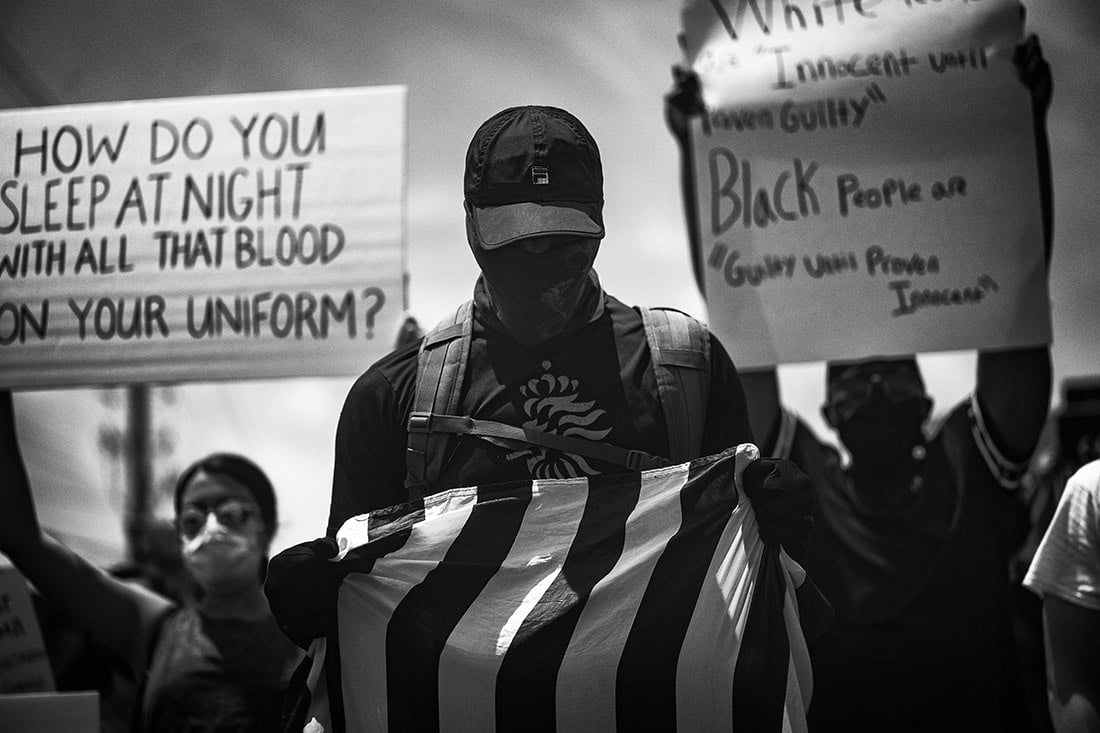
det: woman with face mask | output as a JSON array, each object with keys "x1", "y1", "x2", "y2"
[{"x1": 0, "y1": 390, "x2": 301, "y2": 732}]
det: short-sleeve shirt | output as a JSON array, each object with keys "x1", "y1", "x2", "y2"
[
  {"x1": 327, "y1": 289, "x2": 752, "y2": 536},
  {"x1": 1024, "y1": 459, "x2": 1100, "y2": 610},
  {"x1": 772, "y1": 396, "x2": 1034, "y2": 732}
]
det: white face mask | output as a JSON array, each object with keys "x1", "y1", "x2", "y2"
[
  {"x1": 177, "y1": 490, "x2": 268, "y2": 592},
  {"x1": 181, "y1": 521, "x2": 264, "y2": 590}
]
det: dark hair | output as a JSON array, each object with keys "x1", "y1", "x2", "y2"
[{"x1": 172, "y1": 453, "x2": 277, "y2": 538}]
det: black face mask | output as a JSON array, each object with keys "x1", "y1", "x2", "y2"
[
  {"x1": 470, "y1": 236, "x2": 600, "y2": 345},
  {"x1": 834, "y1": 393, "x2": 930, "y2": 475},
  {"x1": 825, "y1": 364, "x2": 931, "y2": 475}
]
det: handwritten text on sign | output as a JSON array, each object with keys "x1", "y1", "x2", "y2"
[
  {"x1": 0, "y1": 86, "x2": 406, "y2": 387},
  {"x1": 0, "y1": 567, "x2": 54, "y2": 694},
  {"x1": 681, "y1": 0, "x2": 1050, "y2": 367}
]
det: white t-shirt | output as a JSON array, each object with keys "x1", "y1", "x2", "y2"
[{"x1": 1024, "y1": 459, "x2": 1100, "y2": 611}]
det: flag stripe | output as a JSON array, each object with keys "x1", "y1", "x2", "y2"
[
  {"x1": 302, "y1": 639, "x2": 333, "y2": 733},
  {"x1": 337, "y1": 502, "x2": 472, "y2": 731},
  {"x1": 732, "y1": 546, "x2": 792, "y2": 732},
  {"x1": 616, "y1": 455, "x2": 741, "y2": 729},
  {"x1": 309, "y1": 447, "x2": 815, "y2": 732},
  {"x1": 325, "y1": 613, "x2": 346, "y2": 733},
  {"x1": 675, "y1": 494, "x2": 762, "y2": 730},
  {"x1": 385, "y1": 480, "x2": 533, "y2": 731},
  {"x1": 555, "y1": 465, "x2": 690, "y2": 732},
  {"x1": 437, "y1": 477, "x2": 589, "y2": 731},
  {"x1": 780, "y1": 553, "x2": 813, "y2": 733},
  {"x1": 494, "y1": 471, "x2": 643, "y2": 731}
]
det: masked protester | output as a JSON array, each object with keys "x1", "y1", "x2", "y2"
[
  {"x1": 823, "y1": 359, "x2": 933, "y2": 481},
  {"x1": 0, "y1": 392, "x2": 301, "y2": 733},
  {"x1": 265, "y1": 105, "x2": 821, "y2": 656},
  {"x1": 666, "y1": 33, "x2": 1055, "y2": 733}
]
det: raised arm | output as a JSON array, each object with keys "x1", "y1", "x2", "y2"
[
  {"x1": 665, "y1": 65, "x2": 707, "y2": 296},
  {"x1": 665, "y1": 69, "x2": 784, "y2": 454},
  {"x1": 975, "y1": 34, "x2": 1054, "y2": 461},
  {"x1": 0, "y1": 391, "x2": 174, "y2": 676},
  {"x1": 739, "y1": 368, "x2": 783, "y2": 456}
]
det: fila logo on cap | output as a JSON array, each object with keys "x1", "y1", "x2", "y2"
[{"x1": 532, "y1": 166, "x2": 549, "y2": 185}]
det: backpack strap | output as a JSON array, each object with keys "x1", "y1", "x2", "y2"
[
  {"x1": 409, "y1": 413, "x2": 668, "y2": 472},
  {"x1": 640, "y1": 307, "x2": 711, "y2": 463},
  {"x1": 404, "y1": 300, "x2": 473, "y2": 499},
  {"x1": 404, "y1": 302, "x2": 711, "y2": 497}
]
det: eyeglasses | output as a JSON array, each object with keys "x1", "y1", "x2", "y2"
[
  {"x1": 826, "y1": 370, "x2": 925, "y2": 423},
  {"x1": 177, "y1": 499, "x2": 256, "y2": 539}
]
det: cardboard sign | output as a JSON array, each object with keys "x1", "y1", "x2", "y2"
[
  {"x1": 0, "y1": 86, "x2": 406, "y2": 387},
  {"x1": 0, "y1": 566, "x2": 55, "y2": 695},
  {"x1": 680, "y1": 0, "x2": 1050, "y2": 367}
]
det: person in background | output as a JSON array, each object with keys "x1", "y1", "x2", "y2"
[
  {"x1": 1025, "y1": 379, "x2": 1100, "y2": 554},
  {"x1": 1013, "y1": 377, "x2": 1100, "y2": 731},
  {"x1": 666, "y1": 33, "x2": 1054, "y2": 732},
  {"x1": 30, "y1": 518, "x2": 193, "y2": 733},
  {"x1": 1024, "y1": 458, "x2": 1100, "y2": 732},
  {"x1": 0, "y1": 390, "x2": 301, "y2": 732}
]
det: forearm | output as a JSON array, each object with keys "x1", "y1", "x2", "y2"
[
  {"x1": 5, "y1": 531, "x2": 172, "y2": 675},
  {"x1": 1026, "y1": 38, "x2": 1054, "y2": 265},
  {"x1": 973, "y1": 38, "x2": 1054, "y2": 461},
  {"x1": 677, "y1": 134, "x2": 706, "y2": 294},
  {"x1": 1049, "y1": 693, "x2": 1100, "y2": 733},
  {"x1": 1043, "y1": 598, "x2": 1100, "y2": 733},
  {"x1": 3, "y1": 394, "x2": 131, "y2": 634},
  {"x1": 739, "y1": 368, "x2": 781, "y2": 454},
  {"x1": 666, "y1": 67, "x2": 707, "y2": 295},
  {"x1": 1, "y1": 391, "x2": 170, "y2": 673},
  {"x1": 1034, "y1": 105, "x2": 1053, "y2": 265},
  {"x1": 0, "y1": 394, "x2": 42, "y2": 546}
]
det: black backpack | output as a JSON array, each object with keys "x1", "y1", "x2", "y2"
[{"x1": 404, "y1": 299, "x2": 711, "y2": 498}]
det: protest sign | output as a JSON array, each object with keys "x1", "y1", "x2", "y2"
[
  {"x1": 0, "y1": 86, "x2": 406, "y2": 387},
  {"x1": 680, "y1": 0, "x2": 1050, "y2": 367},
  {"x1": 0, "y1": 566, "x2": 54, "y2": 695}
]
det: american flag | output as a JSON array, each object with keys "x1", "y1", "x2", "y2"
[{"x1": 292, "y1": 445, "x2": 813, "y2": 732}]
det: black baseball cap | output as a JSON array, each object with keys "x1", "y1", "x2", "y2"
[{"x1": 464, "y1": 105, "x2": 604, "y2": 250}]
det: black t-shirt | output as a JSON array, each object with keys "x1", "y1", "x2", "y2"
[
  {"x1": 774, "y1": 400, "x2": 1033, "y2": 732},
  {"x1": 142, "y1": 607, "x2": 300, "y2": 733},
  {"x1": 327, "y1": 291, "x2": 752, "y2": 536}
]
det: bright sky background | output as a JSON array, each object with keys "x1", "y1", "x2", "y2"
[{"x1": 1, "y1": 1, "x2": 1097, "y2": 564}]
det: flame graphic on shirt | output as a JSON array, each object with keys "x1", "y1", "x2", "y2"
[{"x1": 517, "y1": 361, "x2": 611, "y2": 478}]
